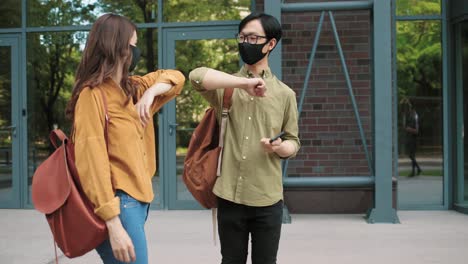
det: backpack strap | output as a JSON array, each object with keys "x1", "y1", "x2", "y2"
[
  {"x1": 222, "y1": 88, "x2": 234, "y2": 109},
  {"x1": 217, "y1": 88, "x2": 234, "y2": 176}
]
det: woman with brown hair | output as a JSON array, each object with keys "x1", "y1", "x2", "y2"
[{"x1": 66, "y1": 13, "x2": 185, "y2": 263}]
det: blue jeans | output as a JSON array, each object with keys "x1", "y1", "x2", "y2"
[{"x1": 96, "y1": 190, "x2": 150, "y2": 264}]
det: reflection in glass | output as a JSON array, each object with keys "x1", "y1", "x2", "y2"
[
  {"x1": 27, "y1": 0, "x2": 157, "y2": 27},
  {"x1": 0, "y1": 47, "x2": 13, "y2": 201},
  {"x1": 397, "y1": 21, "x2": 443, "y2": 206},
  {"x1": 462, "y1": 22, "x2": 468, "y2": 202},
  {"x1": 163, "y1": 0, "x2": 250, "y2": 22},
  {"x1": 396, "y1": 0, "x2": 441, "y2": 16},
  {"x1": 27, "y1": 31, "x2": 88, "y2": 204},
  {"x1": 0, "y1": 0, "x2": 21, "y2": 28},
  {"x1": 174, "y1": 39, "x2": 239, "y2": 200}
]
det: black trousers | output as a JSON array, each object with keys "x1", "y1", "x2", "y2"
[{"x1": 217, "y1": 197, "x2": 283, "y2": 264}]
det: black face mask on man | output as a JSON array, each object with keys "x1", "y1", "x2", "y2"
[
  {"x1": 129, "y1": 45, "x2": 141, "y2": 72},
  {"x1": 238, "y1": 41, "x2": 269, "y2": 65}
]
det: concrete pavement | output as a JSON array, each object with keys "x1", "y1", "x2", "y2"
[{"x1": 1, "y1": 209, "x2": 468, "y2": 264}]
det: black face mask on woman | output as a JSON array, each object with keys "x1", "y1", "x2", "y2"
[
  {"x1": 238, "y1": 41, "x2": 269, "y2": 65},
  {"x1": 129, "y1": 45, "x2": 141, "y2": 72}
]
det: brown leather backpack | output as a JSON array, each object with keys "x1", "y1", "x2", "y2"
[
  {"x1": 32, "y1": 89, "x2": 109, "y2": 259},
  {"x1": 183, "y1": 88, "x2": 234, "y2": 209}
]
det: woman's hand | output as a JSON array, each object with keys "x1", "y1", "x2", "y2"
[
  {"x1": 106, "y1": 216, "x2": 136, "y2": 263},
  {"x1": 135, "y1": 83, "x2": 172, "y2": 127}
]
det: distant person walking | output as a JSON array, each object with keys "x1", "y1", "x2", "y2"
[{"x1": 405, "y1": 102, "x2": 422, "y2": 177}]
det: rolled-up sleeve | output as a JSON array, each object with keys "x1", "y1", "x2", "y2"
[
  {"x1": 189, "y1": 67, "x2": 221, "y2": 109},
  {"x1": 133, "y1": 69, "x2": 186, "y2": 113},
  {"x1": 74, "y1": 88, "x2": 120, "y2": 221},
  {"x1": 282, "y1": 91, "x2": 301, "y2": 158}
]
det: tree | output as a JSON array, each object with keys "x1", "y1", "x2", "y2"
[{"x1": 27, "y1": 0, "x2": 96, "y2": 148}]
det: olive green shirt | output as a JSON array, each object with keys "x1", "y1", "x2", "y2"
[{"x1": 189, "y1": 66, "x2": 300, "y2": 207}]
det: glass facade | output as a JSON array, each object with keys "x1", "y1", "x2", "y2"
[
  {"x1": 0, "y1": 0, "x2": 466, "y2": 213},
  {"x1": 6, "y1": 0, "x2": 251, "y2": 209}
]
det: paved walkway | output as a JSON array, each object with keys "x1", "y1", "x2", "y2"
[{"x1": 1, "y1": 210, "x2": 468, "y2": 264}]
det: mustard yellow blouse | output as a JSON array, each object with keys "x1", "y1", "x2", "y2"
[{"x1": 73, "y1": 70, "x2": 185, "y2": 221}]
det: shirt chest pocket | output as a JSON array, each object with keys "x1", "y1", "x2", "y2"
[{"x1": 258, "y1": 98, "x2": 284, "y2": 136}]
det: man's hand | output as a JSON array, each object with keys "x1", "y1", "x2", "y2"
[
  {"x1": 243, "y1": 78, "x2": 266, "y2": 97},
  {"x1": 260, "y1": 137, "x2": 282, "y2": 153},
  {"x1": 106, "y1": 216, "x2": 136, "y2": 263}
]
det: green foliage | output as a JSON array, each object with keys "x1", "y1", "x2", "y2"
[
  {"x1": 28, "y1": 0, "x2": 96, "y2": 26},
  {"x1": 175, "y1": 39, "x2": 239, "y2": 127},
  {"x1": 163, "y1": 0, "x2": 250, "y2": 22},
  {"x1": 396, "y1": 0, "x2": 441, "y2": 16},
  {"x1": 27, "y1": 31, "x2": 86, "y2": 141},
  {"x1": 396, "y1": 20, "x2": 441, "y2": 99},
  {"x1": 24, "y1": 0, "x2": 249, "y2": 150}
]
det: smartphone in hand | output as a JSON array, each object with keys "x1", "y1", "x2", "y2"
[{"x1": 269, "y1": 131, "x2": 285, "y2": 143}]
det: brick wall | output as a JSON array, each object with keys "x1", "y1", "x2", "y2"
[{"x1": 257, "y1": 0, "x2": 373, "y2": 177}]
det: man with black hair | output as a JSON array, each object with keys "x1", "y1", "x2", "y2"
[{"x1": 189, "y1": 12, "x2": 300, "y2": 264}]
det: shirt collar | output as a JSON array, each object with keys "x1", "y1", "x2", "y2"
[{"x1": 239, "y1": 65, "x2": 272, "y2": 79}]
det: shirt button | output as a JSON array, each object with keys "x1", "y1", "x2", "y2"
[
  {"x1": 245, "y1": 136, "x2": 249, "y2": 140},
  {"x1": 248, "y1": 116, "x2": 252, "y2": 120},
  {"x1": 239, "y1": 176, "x2": 243, "y2": 180},
  {"x1": 242, "y1": 156, "x2": 246, "y2": 160},
  {"x1": 195, "y1": 80, "x2": 200, "y2": 84},
  {"x1": 250, "y1": 97, "x2": 254, "y2": 101}
]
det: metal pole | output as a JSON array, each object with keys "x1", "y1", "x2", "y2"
[
  {"x1": 328, "y1": 11, "x2": 374, "y2": 175},
  {"x1": 284, "y1": 176, "x2": 374, "y2": 188},
  {"x1": 282, "y1": 1, "x2": 373, "y2": 12},
  {"x1": 367, "y1": 0, "x2": 399, "y2": 224}
]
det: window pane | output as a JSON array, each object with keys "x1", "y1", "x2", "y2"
[
  {"x1": 396, "y1": 21, "x2": 443, "y2": 206},
  {"x1": 163, "y1": 0, "x2": 251, "y2": 22},
  {"x1": 396, "y1": 0, "x2": 441, "y2": 16},
  {"x1": 27, "y1": 0, "x2": 157, "y2": 27},
  {"x1": 0, "y1": 46, "x2": 14, "y2": 200},
  {"x1": 27, "y1": 31, "x2": 87, "y2": 203},
  {"x1": 0, "y1": 0, "x2": 21, "y2": 27},
  {"x1": 174, "y1": 39, "x2": 239, "y2": 201}
]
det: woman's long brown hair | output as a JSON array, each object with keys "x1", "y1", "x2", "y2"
[{"x1": 66, "y1": 13, "x2": 138, "y2": 120}]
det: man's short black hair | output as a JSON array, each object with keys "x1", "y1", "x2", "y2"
[{"x1": 238, "y1": 12, "x2": 282, "y2": 44}]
